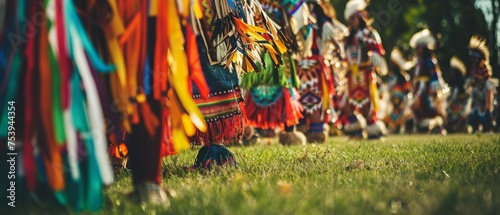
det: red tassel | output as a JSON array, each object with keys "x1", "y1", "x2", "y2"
[
  {"x1": 22, "y1": 0, "x2": 38, "y2": 192},
  {"x1": 243, "y1": 88, "x2": 303, "y2": 130},
  {"x1": 56, "y1": 0, "x2": 71, "y2": 109},
  {"x1": 139, "y1": 102, "x2": 160, "y2": 137},
  {"x1": 154, "y1": 0, "x2": 169, "y2": 101},
  {"x1": 191, "y1": 112, "x2": 245, "y2": 146},
  {"x1": 160, "y1": 107, "x2": 178, "y2": 157}
]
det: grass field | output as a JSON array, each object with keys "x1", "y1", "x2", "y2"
[{"x1": 9, "y1": 134, "x2": 500, "y2": 214}]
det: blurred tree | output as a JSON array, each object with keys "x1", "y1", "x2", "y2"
[
  {"x1": 330, "y1": 0, "x2": 493, "y2": 80},
  {"x1": 490, "y1": 0, "x2": 499, "y2": 74}
]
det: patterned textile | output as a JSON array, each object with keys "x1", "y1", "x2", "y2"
[
  {"x1": 192, "y1": 87, "x2": 244, "y2": 145},
  {"x1": 343, "y1": 27, "x2": 385, "y2": 120},
  {"x1": 191, "y1": 35, "x2": 244, "y2": 146},
  {"x1": 239, "y1": 0, "x2": 303, "y2": 129},
  {"x1": 347, "y1": 65, "x2": 375, "y2": 110},
  {"x1": 298, "y1": 58, "x2": 325, "y2": 113}
]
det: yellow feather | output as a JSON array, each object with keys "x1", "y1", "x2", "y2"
[
  {"x1": 166, "y1": 0, "x2": 207, "y2": 132},
  {"x1": 231, "y1": 52, "x2": 238, "y2": 63},
  {"x1": 262, "y1": 44, "x2": 278, "y2": 56},
  {"x1": 173, "y1": 129, "x2": 190, "y2": 151},
  {"x1": 370, "y1": 79, "x2": 379, "y2": 111},
  {"x1": 182, "y1": 114, "x2": 196, "y2": 136},
  {"x1": 275, "y1": 40, "x2": 287, "y2": 54},
  {"x1": 322, "y1": 77, "x2": 329, "y2": 110},
  {"x1": 167, "y1": 89, "x2": 190, "y2": 151},
  {"x1": 193, "y1": 0, "x2": 203, "y2": 19},
  {"x1": 225, "y1": 57, "x2": 232, "y2": 69},
  {"x1": 270, "y1": 53, "x2": 279, "y2": 65}
]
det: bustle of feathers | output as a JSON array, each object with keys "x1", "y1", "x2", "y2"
[
  {"x1": 390, "y1": 48, "x2": 413, "y2": 71},
  {"x1": 208, "y1": 0, "x2": 289, "y2": 75},
  {"x1": 449, "y1": 56, "x2": 467, "y2": 76}
]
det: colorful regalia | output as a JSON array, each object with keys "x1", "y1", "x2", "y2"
[
  {"x1": 190, "y1": 0, "x2": 290, "y2": 166},
  {"x1": 339, "y1": 0, "x2": 388, "y2": 139},
  {"x1": 314, "y1": 0, "x2": 349, "y2": 137},
  {"x1": 291, "y1": 1, "x2": 339, "y2": 143},
  {"x1": 383, "y1": 48, "x2": 413, "y2": 134},
  {"x1": 465, "y1": 35, "x2": 498, "y2": 133},
  {"x1": 409, "y1": 29, "x2": 449, "y2": 134},
  {"x1": 446, "y1": 57, "x2": 470, "y2": 133},
  {"x1": 1, "y1": 0, "x2": 117, "y2": 210},
  {"x1": 238, "y1": 0, "x2": 308, "y2": 145},
  {"x1": 0, "y1": 0, "x2": 212, "y2": 209}
]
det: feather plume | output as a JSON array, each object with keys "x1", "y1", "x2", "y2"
[
  {"x1": 468, "y1": 35, "x2": 490, "y2": 61},
  {"x1": 344, "y1": 0, "x2": 369, "y2": 20},
  {"x1": 409, "y1": 29, "x2": 436, "y2": 50},
  {"x1": 390, "y1": 48, "x2": 413, "y2": 71},
  {"x1": 370, "y1": 51, "x2": 388, "y2": 76},
  {"x1": 449, "y1": 56, "x2": 466, "y2": 76}
]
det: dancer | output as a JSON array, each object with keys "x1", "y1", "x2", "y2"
[
  {"x1": 446, "y1": 57, "x2": 469, "y2": 133},
  {"x1": 0, "y1": 0, "x2": 214, "y2": 208},
  {"x1": 292, "y1": 0, "x2": 341, "y2": 143},
  {"x1": 123, "y1": 0, "x2": 215, "y2": 203},
  {"x1": 340, "y1": 0, "x2": 388, "y2": 139},
  {"x1": 409, "y1": 29, "x2": 449, "y2": 134},
  {"x1": 190, "y1": 0, "x2": 290, "y2": 165},
  {"x1": 239, "y1": 0, "x2": 308, "y2": 146},
  {"x1": 316, "y1": 0, "x2": 350, "y2": 137},
  {"x1": 465, "y1": 35, "x2": 498, "y2": 133},
  {"x1": 383, "y1": 48, "x2": 413, "y2": 134}
]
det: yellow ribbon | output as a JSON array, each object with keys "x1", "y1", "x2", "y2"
[
  {"x1": 104, "y1": 0, "x2": 131, "y2": 131},
  {"x1": 370, "y1": 73, "x2": 379, "y2": 111},
  {"x1": 351, "y1": 63, "x2": 359, "y2": 77},
  {"x1": 165, "y1": 0, "x2": 207, "y2": 151}
]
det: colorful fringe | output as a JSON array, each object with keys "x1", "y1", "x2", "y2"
[
  {"x1": 0, "y1": 0, "x2": 209, "y2": 211},
  {"x1": 244, "y1": 87, "x2": 303, "y2": 129},
  {"x1": 240, "y1": 51, "x2": 303, "y2": 129},
  {"x1": 1, "y1": 0, "x2": 295, "y2": 210},
  {"x1": 0, "y1": 0, "x2": 119, "y2": 211},
  {"x1": 191, "y1": 88, "x2": 245, "y2": 146},
  {"x1": 195, "y1": 0, "x2": 287, "y2": 75},
  {"x1": 190, "y1": 0, "x2": 292, "y2": 146},
  {"x1": 240, "y1": 52, "x2": 293, "y2": 89}
]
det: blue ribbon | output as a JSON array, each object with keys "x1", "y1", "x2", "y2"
[{"x1": 65, "y1": 0, "x2": 115, "y2": 72}]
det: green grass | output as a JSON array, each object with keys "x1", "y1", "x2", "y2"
[{"x1": 9, "y1": 134, "x2": 500, "y2": 214}]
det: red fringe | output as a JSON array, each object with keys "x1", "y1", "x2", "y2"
[
  {"x1": 244, "y1": 88, "x2": 303, "y2": 130},
  {"x1": 160, "y1": 107, "x2": 178, "y2": 157},
  {"x1": 191, "y1": 105, "x2": 245, "y2": 146}
]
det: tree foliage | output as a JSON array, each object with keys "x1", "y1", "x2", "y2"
[{"x1": 330, "y1": 0, "x2": 493, "y2": 79}]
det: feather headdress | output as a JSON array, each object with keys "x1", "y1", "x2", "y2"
[
  {"x1": 390, "y1": 48, "x2": 413, "y2": 71},
  {"x1": 344, "y1": 0, "x2": 369, "y2": 20},
  {"x1": 468, "y1": 35, "x2": 489, "y2": 61},
  {"x1": 468, "y1": 35, "x2": 492, "y2": 77},
  {"x1": 409, "y1": 29, "x2": 436, "y2": 50}
]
